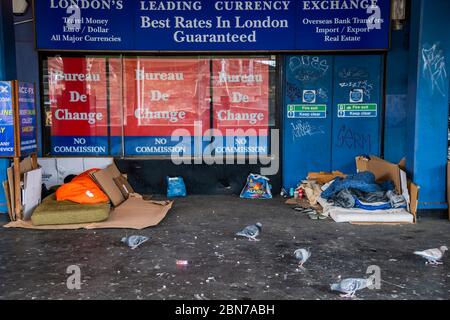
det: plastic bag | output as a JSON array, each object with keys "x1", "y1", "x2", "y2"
[
  {"x1": 166, "y1": 176, "x2": 187, "y2": 198},
  {"x1": 240, "y1": 174, "x2": 272, "y2": 199}
]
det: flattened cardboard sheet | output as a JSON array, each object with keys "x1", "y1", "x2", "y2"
[{"x1": 4, "y1": 197, "x2": 173, "y2": 230}]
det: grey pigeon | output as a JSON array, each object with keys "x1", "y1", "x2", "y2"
[
  {"x1": 414, "y1": 246, "x2": 448, "y2": 265},
  {"x1": 236, "y1": 223, "x2": 262, "y2": 241},
  {"x1": 330, "y1": 278, "x2": 372, "y2": 298},
  {"x1": 121, "y1": 235, "x2": 150, "y2": 249},
  {"x1": 294, "y1": 248, "x2": 311, "y2": 267}
]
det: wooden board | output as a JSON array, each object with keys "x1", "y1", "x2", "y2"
[
  {"x1": 13, "y1": 157, "x2": 22, "y2": 220},
  {"x1": 7, "y1": 167, "x2": 15, "y2": 219}
]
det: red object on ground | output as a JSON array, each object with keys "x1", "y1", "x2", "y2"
[
  {"x1": 298, "y1": 188, "x2": 304, "y2": 199},
  {"x1": 56, "y1": 169, "x2": 109, "y2": 204}
]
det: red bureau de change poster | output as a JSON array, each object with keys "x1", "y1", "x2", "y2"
[
  {"x1": 212, "y1": 58, "x2": 269, "y2": 155},
  {"x1": 48, "y1": 57, "x2": 109, "y2": 155},
  {"x1": 122, "y1": 58, "x2": 210, "y2": 155},
  {"x1": 108, "y1": 57, "x2": 123, "y2": 155}
]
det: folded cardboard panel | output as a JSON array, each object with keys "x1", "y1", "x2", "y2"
[
  {"x1": 356, "y1": 156, "x2": 402, "y2": 193},
  {"x1": 22, "y1": 168, "x2": 42, "y2": 220},
  {"x1": 19, "y1": 157, "x2": 34, "y2": 175},
  {"x1": 90, "y1": 168, "x2": 125, "y2": 207},
  {"x1": 307, "y1": 171, "x2": 346, "y2": 184},
  {"x1": 113, "y1": 176, "x2": 134, "y2": 198},
  {"x1": 106, "y1": 163, "x2": 122, "y2": 179}
]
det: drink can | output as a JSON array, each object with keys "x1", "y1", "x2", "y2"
[{"x1": 176, "y1": 260, "x2": 189, "y2": 266}]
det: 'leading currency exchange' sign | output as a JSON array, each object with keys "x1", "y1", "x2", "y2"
[{"x1": 35, "y1": 0, "x2": 391, "y2": 51}]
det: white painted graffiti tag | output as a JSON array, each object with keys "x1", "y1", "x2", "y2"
[
  {"x1": 291, "y1": 121, "x2": 325, "y2": 141},
  {"x1": 422, "y1": 44, "x2": 448, "y2": 97},
  {"x1": 338, "y1": 67, "x2": 369, "y2": 79},
  {"x1": 317, "y1": 88, "x2": 328, "y2": 101},
  {"x1": 289, "y1": 56, "x2": 329, "y2": 82},
  {"x1": 339, "y1": 80, "x2": 374, "y2": 99}
]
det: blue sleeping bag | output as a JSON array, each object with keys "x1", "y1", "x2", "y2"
[{"x1": 321, "y1": 171, "x2": 394, "y2": 200}]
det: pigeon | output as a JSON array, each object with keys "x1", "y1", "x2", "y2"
[
  {"x1": 236, "y1": 223, "x2": 262, "y2": 241},
  {"x1": 330, "y1": 278, "x2": 372, "y2": 298},
  {"x1": 414, "y1": 246, "x2": 448, "y2": 265},
  {"x1": 121, "y1": 235, "x2": 150, "y2": 249},
  {"x1": 294, "y1": 248, "x2": 311, "y2": 267}
]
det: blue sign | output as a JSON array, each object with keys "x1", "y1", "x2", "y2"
[
  {"x1": 124, "y1": 136, "x2": 212, "y2": 157},
  {"x1": 297, "y1": 0, "x2": 391, "y2": 50},
  {"x1": 35, "y1": 0, "x2": 134, "y2": 50},
  {"x1": 337, "y1": 103, "x2": 378, "y2": 118},
  {"x1": 18, "y1": 82, "x2": 38, "y2": 156},
  {"x1": 0, "y1": 81, "x2": 15, "y2": 157},
  {"x1": 51, "y1": 136, "x2": 109, "y2": 155},
  {"x1": 303, "y1": 90, "x2": 317, "y2": 103},
  {"x1": 35, "y1": 0, "x2": 390, "y2": 51},
  {"x1": 287, "y1": 104, "x2": 327, "y2": 119},
  {"x1": 350, "y1": 89, "x2": 364, "y2": 102}
]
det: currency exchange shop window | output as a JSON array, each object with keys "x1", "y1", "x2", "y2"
[
  {"x1": 122, "y1": 57, "x2": 211, "y2": 156},
  {"x1": 43, "y1": 55, "x2": 114, "y2": 156},
  {"x1": 212, "y1": 57, "x2": 275, "y2": 156},
  {"x1": 42, "y1": 55, "x2": 276, "y2": 158}
]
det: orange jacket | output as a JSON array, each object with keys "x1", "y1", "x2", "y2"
[{"x1": 56, "y1": 169, "x2": 109, "y2": 204}]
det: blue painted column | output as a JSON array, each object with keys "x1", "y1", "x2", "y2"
[
  {"x1": 384, "y1": 25, "x2": 410, "y2": 164},
  {"x1": 0, "y1": 1, "x2": 17, "y2": 213},
  {"x1": 406, "y1": 0, "x2": 450, "y2": 210}
]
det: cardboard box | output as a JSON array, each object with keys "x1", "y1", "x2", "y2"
[
  {"x1": 90, "y1": 168, "x2": 125, "y2": 206},
  {"x1": 356, "y1": 155, "x2": 419, "y2": 222},
  {"x1": 105, "y1": 163, "x2": 135, "y2": 198},
  {"x1": 113, "y1": 176, "x2": 134, "y2": 199},
  {"x1": 91, "y1": 162, "x2": 171, "y2": 226}
]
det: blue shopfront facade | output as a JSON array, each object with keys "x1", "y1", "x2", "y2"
[{"x1": 2, "y1": 0, "x2": 450, "y2": 212}]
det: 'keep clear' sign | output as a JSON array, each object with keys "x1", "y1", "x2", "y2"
[
  {"x1": 48, "y1": 57, "x2": 109, "y2": 155},
  {"x1": 35, "y1": 0, "x2": 390, "y2": 51}
]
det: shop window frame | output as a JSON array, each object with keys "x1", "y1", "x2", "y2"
[{"x1": 38, "y1": 52, "x2": 281, "y2": 160}]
